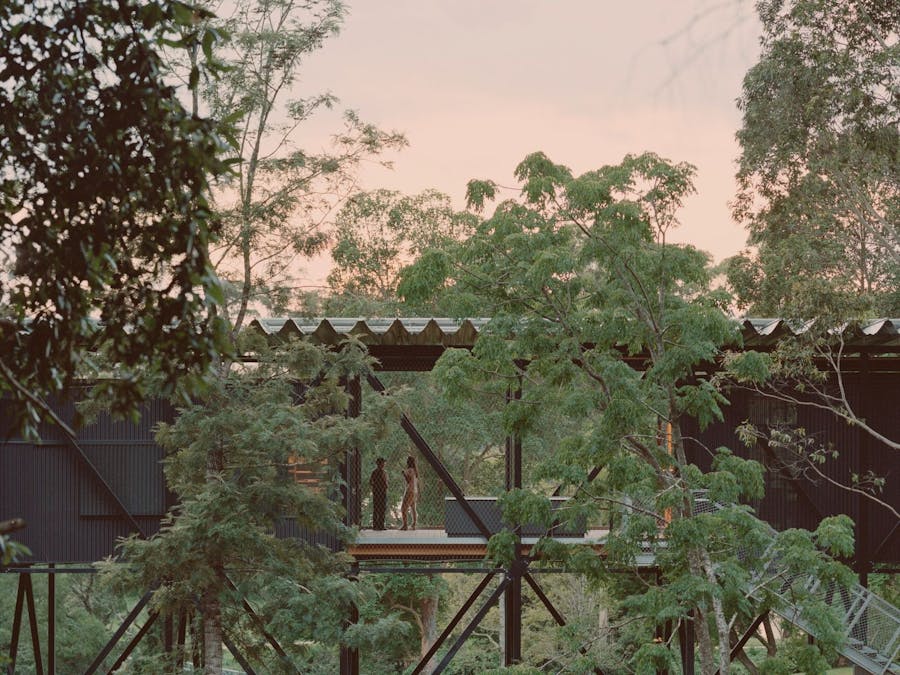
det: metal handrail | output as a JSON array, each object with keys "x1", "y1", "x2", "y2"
[{"x1": 622, "y1": 492, "x2": 900, "y2": 674}]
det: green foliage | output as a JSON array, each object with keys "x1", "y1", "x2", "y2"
[
  {"x1": 0, "y1": 536, "x2": 29, "y2": 565},
  {"x1": 403, "y1": 151, "x2": 755, "y2": 670},
  {"x1": 486, "y1": 530, "x2": 518, "y2": 567},
  {"x1": 105, "y1": 339, "x2": 392, "y2": 666},
  {"x1": 728, "y1": 0, "x2": 900, "y2": 317},
  {"x1": 400, "y1": 151, "x2": 869, "y2": 672},
  {"x1": 813, "y1": 515, "x2": 855, "y2": 559},
  {"x1": 708, "y1": 449, "x2": 766, "y2": 502},
  {"x1": 328, "y1": 189, "x2": 475, "y2": 312},
  {"x1": 632, "y1": 640, "x2": 677, "y2": 675},
  {"x1": 723, "y1": 350, "x2": 771, "y2": 384},
  {"x1": 0, "y1": 0, "x2": 232, "y2": 431},
  {"x1": 465, "y1": 179, "x2": 499, "y2": 212},
  {"x1": 199, "y1": 0, "x2": 407, "y2": 326},
  {"x1": 0, "y1": 573, "x2": 136, "y2": 673}
]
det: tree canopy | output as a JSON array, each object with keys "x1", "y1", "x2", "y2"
[
  {"x1": 327, "y1": 189, "x2": 475, "y2": 314},
  {"x1": 202, "y1": 0, "x2": 406, "y2": 330},
  {"x1": 101, "y1": 1, "x2": 408, "y2": 670},
  {"x1": 0, "y1": 0, "x2": 233, "y2": 428},
  {"x1": 401, "y1": 151, "x2": 855, "y2": 673},
  {"x1": 728, "y1": 0, "x2": 900, "y2": 318}
]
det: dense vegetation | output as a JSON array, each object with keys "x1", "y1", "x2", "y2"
[{"x1": 1, "y1": 0, "x2": 896, "y2": 673}]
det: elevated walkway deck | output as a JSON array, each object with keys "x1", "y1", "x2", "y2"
[{"x1": 349, "y1": 527, "x2": 610, "y2": 561}]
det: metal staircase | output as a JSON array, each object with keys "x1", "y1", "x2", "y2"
[{"x1": 690, "y1": 496, "x2": 900, "y2": 674}]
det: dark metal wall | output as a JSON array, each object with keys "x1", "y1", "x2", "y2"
[
  {"x1": 0, "y1": 392, "x2": 174, "y2": 563},
  {"x1": 682, "y1": 372, "x2": 900, "y2": 565},
  {"x1": 0, "y1": 390, "x2": 342, "y2": 563},
  {"x1": 2, "y1": 371, "x2": 898, "y2": 565}
]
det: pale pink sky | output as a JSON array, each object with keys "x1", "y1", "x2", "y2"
[{"x1": 296, "y1": 1, "x2": 761, "y2": 285}]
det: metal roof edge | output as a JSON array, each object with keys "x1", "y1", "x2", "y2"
[{"x1": 245, "y1": 317, "x2": 900, "y2": 350}]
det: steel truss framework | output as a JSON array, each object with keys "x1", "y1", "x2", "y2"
[
  {"x1": 335, "y1": 372, "x2": 766, "y2": 675},
  {"x1": 2, "y1": 369, "x2": 708, "y2": 675},
  {"x1": 3, "y1": 317, "x2": 898, "y2": 673}
]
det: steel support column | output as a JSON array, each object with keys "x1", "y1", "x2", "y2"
[
  {"x1": 857, "y1": 353, "x2": 870, "y2": 588},
  {"x1": 339, "y1": 563, "x2": 360, "y2": 675},
  {"x1": 503, "y1": 382, "x2": 523, "y2": 666},
  {"x1": 679, "y1": 612, "x2": 695, "y2": 675},
  {"x1": 23, "y1": 571, "x2": 43, "y2": 675},
  {"x1": 339, "y1": 378, "x2": 362, "y2": 675},
  {"x1": 344, "y1": 376, "x2": 362, "y2": 527},
  {"x1": 7, "y1": 573, "x2": 25, "y2": 675},
  {"x1": 47, "y1": 564, "x2": 55, "y2": 675},
  {"x1": 6, "y1": 572, "x2": 47, "y2": 675},
  {"x1": 503, "y1": 564, "x2": 523, "y2": 666}
]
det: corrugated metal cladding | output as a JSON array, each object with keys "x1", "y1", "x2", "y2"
[
  {"x1": 0, "y1": 395, "x2": 174, "y2": 563},
  {"x1": 2, "y1": 319, "x2": 898, "y2": 565},
  {"x1": 247, "y1": 317, "x2": 900, "y2": 349},
  {"x1": 682, "y1": 373, "x2": 900, "y2": 564}
]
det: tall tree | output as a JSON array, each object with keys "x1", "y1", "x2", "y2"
[
  {"x1": 113, "y1": 338, "x2": 404, "y2": 673},
  {"x1": 327, "y1": 189, "x2": 475, "y2": 313},
  {"x1": 108, "y1": 2, "x2": 407, "y2": 672},
  {"x1": 724, "y1": 0, "x2": 899, "y2": 518},
  {"x1": 401, "y1": 152, "x2": 854, "y2": 673},
  {"x1": 0, "y1": 0, "x2": 231, "y2": 430},
  {"x1": 201, "y1": 0, "x2": 406, "y2": 327},
  {"x1": 727, "y1": 0, "x2": 899, "y2": 318}
]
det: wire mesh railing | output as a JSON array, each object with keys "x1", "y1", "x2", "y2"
[{"x1": 690, "y1": 493, "x2": 900, "y2": 674}]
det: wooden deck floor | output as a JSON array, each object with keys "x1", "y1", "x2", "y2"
[{"x1": 348, "y1": 528, "x2": 610, "y2": 560}]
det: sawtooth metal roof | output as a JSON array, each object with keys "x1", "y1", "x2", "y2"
[{"x1": 248, "y1": 317, "x2": 900, "y2": 350}]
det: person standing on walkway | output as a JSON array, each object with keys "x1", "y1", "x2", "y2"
[
  {"x1": 400, "y1": 455, "x2": 419, "y2": 531},
  {"x1": 370, "y1": 457, "x2": 388, "y2": 530}
]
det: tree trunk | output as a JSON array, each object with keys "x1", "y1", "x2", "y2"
[
  {"x1": 762, "y1": 615, "x2": 777, "y2": 656},
  {"x1": 419, "y1": 595, "x2": 439, "y2": 675},
  {"x1": 700, "y1": 548, "x2": 732, "y2": 675},
  {"x1": 202, "y1": 591, "x2": 223, "y2": 675},
  {"x1": 688, "y1": 550, "x2": 717, "y2": 675}
]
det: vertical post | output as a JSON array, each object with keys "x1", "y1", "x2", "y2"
[
  {"x1": 339, "y1": 563, "x2": 360, "y2": 675},
  {"x1": 7, "y1": 573, "x2": 25, "y2": 675},
  {"x1": 502, "y1": 564, "x2": 523, "y2": 666},
  {"x1": 679, "y1": 611, "x2": 695, "y2": 675},
  {"x1": 857, "y1": 353, "x2": 870, "y2": 588},
  {"x1": 24, "y1": 574, "x2": 44, "y2": 675},
  {"x1": 341, "y1": 375, "x2": 361, "y2": 675},
  {"x1": 503, "y1": 380, "x2": 523, "y2": 666},
  {"x1": 344, "y1": 376, "x2": 362, "y2": 527},
  {"x1": 48, "y1": 564, "x2": 55, "y2": 675}
]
